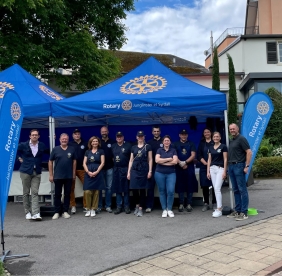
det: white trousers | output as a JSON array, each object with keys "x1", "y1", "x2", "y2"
[{"x1": 210, "y1": 165, "x2": 224, "y2": 209}]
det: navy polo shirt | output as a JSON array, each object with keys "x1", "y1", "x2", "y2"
[
  {"x1": 101, "y1": 138, "x2": 115, "y2": 170},
  {"x1": 69, "y1": 139, "x2": 88, "y2": 170},
  {"x1": 155, "y1": 147, "x2": 177, "y2": 174},
  {"x1": 147, "y1": 137, "x2": 163, "y2": 166}
]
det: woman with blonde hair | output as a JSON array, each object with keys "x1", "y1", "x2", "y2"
[
  {"x1": 207, "y1": 132, "x2": 228, "y2": 218},
  {"x1": 83, "y1": 136, "x2": 105, "y2": 217}
]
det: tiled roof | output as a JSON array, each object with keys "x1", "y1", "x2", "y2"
[{"x1": 112, "y1": 50, "x2": 209, "y2": 74}]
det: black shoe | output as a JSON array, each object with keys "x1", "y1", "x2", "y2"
[
  {"x1": 125, "y1": 207, "x2": 131, "y2": 214},
  {"x1": 96, "y1": 208, "x2": 102, "y2": 214},
  {"x1": 186, "y1": 204, "x2": 193, "y2": 212},
  {"x1": 114, "y1": 208, "x2": 122, "y2": 215},
  {"x1": 178, "y1": 204, "x2": 184, "y2": 212}
]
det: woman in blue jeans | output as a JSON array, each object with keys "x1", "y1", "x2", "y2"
[{"x1": 155, "y1": 135, "x2": 178, "y2": 218}]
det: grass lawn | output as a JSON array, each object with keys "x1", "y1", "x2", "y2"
[{"x1": 0, "y1": 261, "x2": 4, "y2": 276}]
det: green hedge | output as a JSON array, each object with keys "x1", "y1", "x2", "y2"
[
  {"x1": 253, "y1": 157, "x2": 282, "y2": 177},
  {"x1": 0, "y1": 261, "x2": 4, "y2": 276}
]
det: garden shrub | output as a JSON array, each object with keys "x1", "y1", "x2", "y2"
[
  {"x1": 256, "y1": 138, "x2": 273, "y2": 158},
  {"x1": 253, "y1": 157, "x2": 282, "y2": 177}
]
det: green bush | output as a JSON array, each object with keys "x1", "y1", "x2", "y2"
[
  {"x1": 256, "y1": 138, "x2": 274, "y2": 158},
  {"x1": 259, "y1": 146, "x2": 269, "y2": 157},
  {"x1": 253, "y1": 156, "x2": 282, "y2": 177},
  {"x1": 265, "y1": 87, "x2": 282, "y2": 147},
  {"x1": 0, "y1": 261, "x2": 4, "y2": 276}
]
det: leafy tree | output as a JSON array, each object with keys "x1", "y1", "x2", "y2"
[
  {"x1": 264, "y1": 87, "x2": 282, "y2": 146},
  {"x1": 227, "y1": 53, "x2": 238, "y2": 125},
  {"x1": 0, "y1": 0, "x2": 135, "y2": 91},
  {"x1": 212, "y1": 47, "x2": 220, "y2": 91}
]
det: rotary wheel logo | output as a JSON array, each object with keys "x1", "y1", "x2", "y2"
[
  {"x1": 120, "y1": 75, "x2": 167, "y2": 94},
  {"x1": 122, "y1": 100, "x2": 132, "y2": 111},
  {"x1": 39, "y1": 85, "x2": 63, "y2": 101},
  {"x1": 11, "y1": 102, "x2": 21, "y2": 121},
  {"x1": 257, "y1": 101, "x2": 269, "y2": 115},
  {"x1": 0, "y1": 82, "x2": 14, "y2": 98}
]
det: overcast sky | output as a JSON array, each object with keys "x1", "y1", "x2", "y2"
[{"x1": 122, "y1": 0, "x2": 246, "y2": 66}]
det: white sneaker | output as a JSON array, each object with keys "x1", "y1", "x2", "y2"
[
  {"x1": 62, "y1": 212, "x2": 70, "y2": 219},
  {"x1": 90, "y1": 210, "x2": 96, "y2": 217},
  {"x1": 167, "y1": 210, "x2": 175, "y2": 218},
  {"x1": 212, "y1": 209, "x2": 222, "y2": 218},
  {"x1": 25, "y1": 212, "x2": 32, "y2": 220},
  {"x1": 162, "y1": 210, "x2": 168, "y2": 218},
  {"x1": 71, "y1": 206, "x2": 76, "y2": 214},
  {"x1": 85, "y1": 210, "x2": 91, "y2": 217},
  {"x1": 32, "y1": 213, "x2": 42, "y2": 221},
  {"x1": 145, "y1": 208, "x2": 151, "y2": 213},
  {"x1": 52, "y1": 213, "x2": 59, "y2": 220}
]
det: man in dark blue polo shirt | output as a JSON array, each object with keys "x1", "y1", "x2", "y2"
[
  {"x1": 68, "y1": 129, "x2": 88, "y2": 214},
  {"x1": 111, "y1": 131, "x2": 132, "y2": 214},
  {"x1": 17, "y1": 129, "x2": 48, "y2": 220},
  {"x1": 49, "y1": 133, "x2": 76, "y2": 220},
  {"x1": 146, "y1": 125, "x2": 163, "y2": 212},
  {"x1": 174, "y1": 129, "x2": 198, "y2": 212},
  {"x1": 98, "y1": 126, "x2": 115, "y2": 213}
]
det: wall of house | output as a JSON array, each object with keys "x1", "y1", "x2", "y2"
[
  {"x1": 204, "y1": 37, "x2": 238, "y2": 68},
  {"x1": 218, "y1": 38, "x2": 282, "y2": 75},
  {"x1": 259, "y1": 0, "x2": 282, "y2": 34},
  {"x1": 185, "y1": 75, "x2": 245, "y2": 107}
]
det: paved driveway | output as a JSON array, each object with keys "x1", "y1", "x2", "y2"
[{"x1": 3, "y1": 179, "x2": 282, "y2": 275}]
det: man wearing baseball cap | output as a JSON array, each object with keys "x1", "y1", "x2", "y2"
[
  {"x1": 111, "y1": 131, "x2": 132, "y2": 214},
  {"x1": 174, "y1": 129, "x2": 198, "y2": 212},
  {"x1": 68, "y1": 129, "x2": 88, "y2": 214}
]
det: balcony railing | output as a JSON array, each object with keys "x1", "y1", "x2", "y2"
[{"x1": 206, "y1": 26, "x2": 259, "y2": 56}]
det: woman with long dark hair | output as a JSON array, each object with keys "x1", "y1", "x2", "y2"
[{"x1": 197, "y1": 128, "x2": 216, "y2": 211}]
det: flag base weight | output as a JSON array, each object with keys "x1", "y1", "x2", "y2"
[
  {"x1": 1, "y1": 250, "x2": 29, "y2": 262},
  {"x1": 1, "y1": 230, "x2": 29, "y2": 262}
]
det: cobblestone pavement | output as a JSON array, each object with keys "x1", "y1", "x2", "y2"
[{"x1": 97, "y1": 215, "x2": 282, "y2": 276}]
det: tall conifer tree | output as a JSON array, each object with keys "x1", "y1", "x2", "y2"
[
  {"x1": 227, "y1": 53, "x2": 238, "y2": 125},
  {"x1": 212, "y1": 47, "x2": 220, "y2": 91}
]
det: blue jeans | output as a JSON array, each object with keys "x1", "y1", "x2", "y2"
[
  {"x1": 229, "y1": 163, "x2": 249, "y2": 215},
  {"x1": 98, "y1": 168, "x2": 113, "y2": 208},
  {"x1": 116, "y1": 192, "x2": 130, "y2": 208},
  {"x1": 178, "y1": 192, "x2": 193, "y2": 206},
  {"x1": 155, "y1": 172, "x2": 176, "y2": 211}
]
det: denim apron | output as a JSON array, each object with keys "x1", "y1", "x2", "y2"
[{"x1": 175, "y1": 141, "x2": 198, "y2": 193}]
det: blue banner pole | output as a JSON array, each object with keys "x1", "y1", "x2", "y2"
[
  {"x1": 0, "y1": 89, "x2": 29, "y2": 261},
  {"x1": 241, "y1": 92, "x2": 274, "y2": 181}
]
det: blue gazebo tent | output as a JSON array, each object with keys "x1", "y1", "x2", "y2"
[
  {"x1": 51, "y1": 57, "x2": 227, "y2": 126},
  {"x1": 0, "y1": 64, "x2": 64, "y2": 119}
]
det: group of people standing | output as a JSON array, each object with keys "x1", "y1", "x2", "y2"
[{"x1": 17, "y1": 123, "x2": 251, "y2": 221}]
